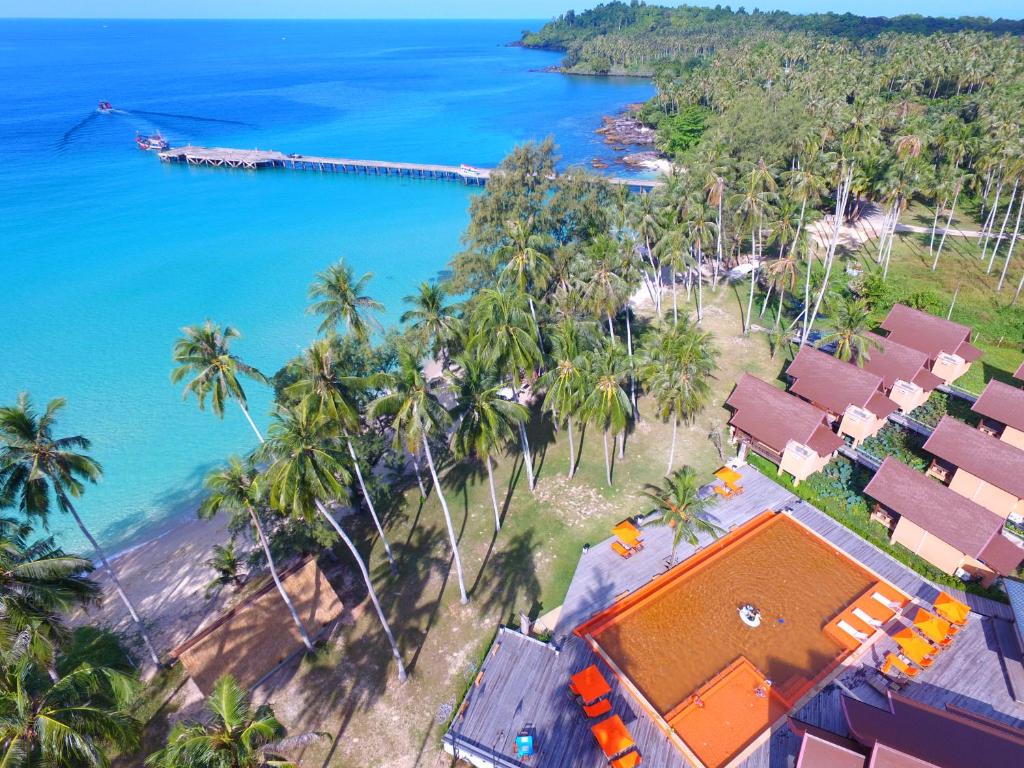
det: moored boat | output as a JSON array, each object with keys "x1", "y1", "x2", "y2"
[
  {"x1": 97, "y1": 101, "x2": 113, "y2": 113},
  {"x1": 135, "y1": 132, "x2": 169, "y2": 151}
]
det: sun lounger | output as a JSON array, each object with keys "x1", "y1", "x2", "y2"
[
  {"x1": 714, "y1": 485, "x2": 736, "y2": 499},
  {"x1": 611, "y1": 752, "x2": 642, "y2": 768},
  {"x1": 837, "y1": 620, "x2": 870, "y2": 642},
  {"x1": 583, "y1": 698, "x2": 612, "y2": 718},
  {"x1": 872, "y1": 592, "x2": 901, "y2": 611},
  {"x1": 856, "y1": 596, "x2": 895, "y2": 623},
  {"x1": 612, "y1": 541, "x2": 632, "y2": 559},
  {"x1": 881, "y1": 653, "x2": 919, "y2": 678},
  {"x1": 853, "y1": 607, "x2": 883, "y2": 628}
]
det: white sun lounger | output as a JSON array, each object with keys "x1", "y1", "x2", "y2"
[
  {"x1": 853, "y1": 607, "x2": 883, "y2": 628},
  {"x1": 837, "y1": 620, "x2": 870, "y2": 642},
  {"x1": 871, "y1": 592, "x2": 900, "y2": 611}
]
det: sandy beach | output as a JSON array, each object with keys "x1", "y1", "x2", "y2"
[{"x1": 80, "y1": 512, "x2": 235, "y2": 668}]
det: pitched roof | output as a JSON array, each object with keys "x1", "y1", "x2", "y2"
[
  {"x1": 978, "y1": 532, "x2": 1024, "y2": 576},
  {"x1": 972, "y1": 380, "x2": 1024, "y2": 433},
  {"x1": 796, "y1": 733, "x2": 867, "y2": 768},
  {"x1": 725, "y1": 374, "x2": 844, "y2": 457},
  {"x1": 1015, "y1": 362, "x2": 1024, "y2": 382},
  {"x1": 923, "y1": 416, "x2": 1024, "y2": 499},
  {"x1": 841, "y1": 691, "x2": 1024, "y2": 768},
  {"x1": 863, "y1": 457, "x2": 1012, "y2": 568},
  {"x1": 880, "y1": 304, "x2": 981, "y2": 362},
  {"x1": 860, "y1": 333, "x2": 944, "y2": 392},
  {"x1": 787, "y1": 346, "x2": 897, "y2": 418}
]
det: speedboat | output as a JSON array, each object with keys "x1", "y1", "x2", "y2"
[
  {"x1": 135, "y1": 132, "x2": 169, "y2": 151},
  {"x1": 97, "y1": 101, "x2": 113, "y2": 113}
]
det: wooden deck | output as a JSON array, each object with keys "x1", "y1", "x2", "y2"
[
  {"x1": 156, "y1": 145, "x2": 663, "y2": 192},
  {"x1": 446, "y1": 465, "x2": 1024, "y2": 768}
]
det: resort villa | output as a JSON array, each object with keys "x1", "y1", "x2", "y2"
[
  {"x1": 879, "y1": 304, "x2": 981, "y2": 386},
  {"x1": 972, "y1": 380, "x2": 1024, "y2": 450},
  {"x1": 859, "y1": 332, "x2": 944, "y2": 414},
  {"x1": 1016, "y1": 362, "x2": 1024, "y2": 383},
  {"x1": 923, "y1": 416, "x2": 1024, "y2": 521},
  {"x1": 785, "y1": 346, "x2": 897, "y2": 447},
  {"x1": 725, "y1": 374, "x2": 843, "y2": 485},
  {"x1": 864, "y1": 457, "x2": 1024, "y2": 588},
  {"x1": 790, "y1": 691, "x2": 1024, "y2": 767},
  {"x1": 444, "y1": 463, "x2": 1024, "y2": 768}
]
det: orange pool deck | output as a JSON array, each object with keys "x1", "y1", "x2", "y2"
[{"x1": 575, "y1": 511, "x2": 908, "y2": 768}]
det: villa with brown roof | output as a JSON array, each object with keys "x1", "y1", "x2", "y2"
[
  {"x1": 859, "y1": 332, "x2": 944, "y2": 414},
  {"x1": 972, "y1": 380, "x2": 1024, "y2": 450},
  {"x1": 786, "y1": 346, "x2": 897, "y2": 447},
  {"x1": 923, "y1": 416, "x2": 1024, "y2": 520},
  {"x1": 864, "y1": 457, "x2": 1024, "y2": 586},
  {"x1": 791, "y1": 691, "x2": 1024, "y2": 767},
  {"x1": 725, "y1": 374, "x2": 843, "y2": 485},
  {"x1": 879, "y1": 304, "x2": 981, "y2": 385}
]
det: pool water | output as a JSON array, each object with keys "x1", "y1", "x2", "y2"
[{"x1": 590, "y1": 514, "x2": 876, "y2": 716}]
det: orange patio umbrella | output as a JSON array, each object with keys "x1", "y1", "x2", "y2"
[
  {"x1": 912, "y1": 608, "x2": 953, "y2": 646},
  {"x1": 715, "y1": 466, "x2": 742, "y2": 488},
  {"x1": 893, "y1": 627, "x2": 936, "y2": 664},
  {"x1": 612, "y1": 519, "x2": 642, "y2": 547},
  {"x1": 591, "y1": 715, "x2": 635, "y2": 759},
  {"x1": 571, "y1": 664, "x2": 612, "y2": 705},
  {"x1": 933, "y1": 591, "x2": 970, "y2": 626}
]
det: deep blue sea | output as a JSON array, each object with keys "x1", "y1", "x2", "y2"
[{"x1": 0, "y1": 20, "x2": 653, "y2": 552}]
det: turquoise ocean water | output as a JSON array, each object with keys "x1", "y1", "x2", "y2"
[{"x1": 0, "y1": 20, "x2": 653, "y2": 552}]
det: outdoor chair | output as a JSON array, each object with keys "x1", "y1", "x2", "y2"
[
  {"x1": 583, "y1": 698, "x2": 612, "y2": 718},
  {"x1": 881, "y1": 653, "x2": 919, "y2": 679},
  {"x1": 612, "y1": 541, "x2": 633, "y2": 559},
  {"x1": 611, "y1": 752, "x2": 642, "y2": 768}
]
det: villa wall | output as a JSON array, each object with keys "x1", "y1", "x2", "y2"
[
  {"x1": 1000, "y1": 424, "x2": 1024, "y2": 451},
  {"x1": 837, "y1": 410, "x2": 886, "y2": 447},
  {"x1": 891, "y1": 517, "x2": 966, "y2": 576},
  {"x1": 931, "y1": 356, "x2": 971, "y2": 385},
  {"x1": 780, "y1": 444, "x2": 831, "y2": 486},
  {"x1": 887, "y1": 380, "x2": 930, "y2": 414},
  {"x1": 948, "y1": 468, "x2": 1022, "y2": 519}
]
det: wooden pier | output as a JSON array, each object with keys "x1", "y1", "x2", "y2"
[{"x1": 156, "y1": 145, "x2": 662, "y2": 193}]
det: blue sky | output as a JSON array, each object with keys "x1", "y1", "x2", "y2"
[{"x1": 2, "y1": 0, "x2": 1021, "y2": 19}]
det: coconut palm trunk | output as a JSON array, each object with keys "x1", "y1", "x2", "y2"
[
  {"x1": 411, "y1": 453, "x2": 428, "y2": 497},
  {"x1": 566, "y1": 416, "x2": 577, "y2": 479},
  {"x1": 988, "y1": 180, "x2": 1018, "y2": 274},
  {"x1": 932, "y1": 184, "x2": 961, "y2": 271},
  {"x1": 667, "y1": 414, "x2": 678, "y2": 475},
  {"x1": 60, "y1": 493, "x2": 161, "y2": 667},
  {"x1": 313, "y1": 499, "x2": 407, "y2": 681},
  {"x1": 485, "y1": 455, "x2": 501, "y2": 532},
  {"x1": 421, "y1": 434, "x2": 469, "y2": 604},
  {"x1": 250, "y1": 506, "x2": 315, "y2": 652},
  {"x1": 510, "y1": 389, "x2": 536, "y2": 492},
  {"x1": 997, "y1": 195, "x2": 1024, "y2": 291},
  {"x1": 602, "y1": 430, "x2": 612, "y2": 487},
  {"x1": 346, "y1": 437, "x2": 395, "y2": 571}
]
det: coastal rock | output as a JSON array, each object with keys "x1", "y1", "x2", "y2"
[{"x1": 597, "y1": 109, "x2": 656, "y2": 146}]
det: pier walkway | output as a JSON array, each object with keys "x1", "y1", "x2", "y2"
[{"x1": 156, "y1": 145, "x2": 662, "y2": 192}]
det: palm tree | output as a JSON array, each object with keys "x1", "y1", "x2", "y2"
[
  {"x1": 0, "y1": 651, "x2": 139, "y2": 767},
  {"x1": 307, "y1": 259, "x2": 383, "y2": 341},
  {"x1": 580, "y1": 235, "x2": 629, "y2": 340},
  {"x1": 258, "y1": 402, "x2": 407, "y2": 681},
  {"x1": 146, "y1": 674, "x2": 318, "y2": 768},
  {"x1": 286, "y1": 339, "x2": 395, "y2": 570},
  {"x1": 368, "y1": 348, "x2": 468, "y2": 605},
  {"x1": 170, "y1": 321, "x2": 269, "y2": 443},
  {"x1": 638, "y1": 322, "x2": 718, "y2": 474},
  {"x1": 642, "y1": 467, "x2": 722, "y2": 563},
  {"x1": 448, "y1": 356, "x2": 527, "y2": 532},
  {"x1": 537, "y1": 320, "x2": 589, "y2": 479},
  {"x1": 816, "y1": 293, "x2": 879, "y2": 363},
  {"x1": 202, "y1": 541, "x2": 243, "y2": 598},
  {"x1": 581, "y1": 342, "x2": 631, "y2": 487},
  {"x1": 0, "y1": 394, "x2": 161, "y2": 667},
  {"x1": 401, "y1": 281, "x2": 459, "y2": 369},
  {"x1": 468, "y1": 288, "x2": 542, "y2": 492},
  {"x1": 0, "y1": 517, "x2": 99, "y2": 678},
  {"x1": 497, "y1": 218, "x2": 552, "y2": 339},
  {"x1": 199, "y1": 457, "x2": 315, "y2": 652}
]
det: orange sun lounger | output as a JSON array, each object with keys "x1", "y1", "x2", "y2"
[
  {"x1": 611, "y1": 751, "x2": 642, "y2": 768},
  {"x1": 591, "y1": 715, "x2": 635, "y2": 760},
  {"x1": 583, "y1": 698, "x2": 613, "y2": 718},
  {"x1": 881, "y1": 653, "x2": 920, "y2": 678},
  {"x1": 894, "y1": 628, "x2": 936, "y2": 667},
  {"x1": 612, "y1": 541, "x2": 633, "y2": 559},
  {"x1": 913, "y1": 608, "x2": 955, "y2": 647},
  {"x1": 934, "y1": 591, "x2": 970, "y2": 626},
  {"x1": 571, "y1": 665, "x2": 612, "y2": 705},
  {"x1": 612, "y1": 519, "x2": 642, "y2": 548}
]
